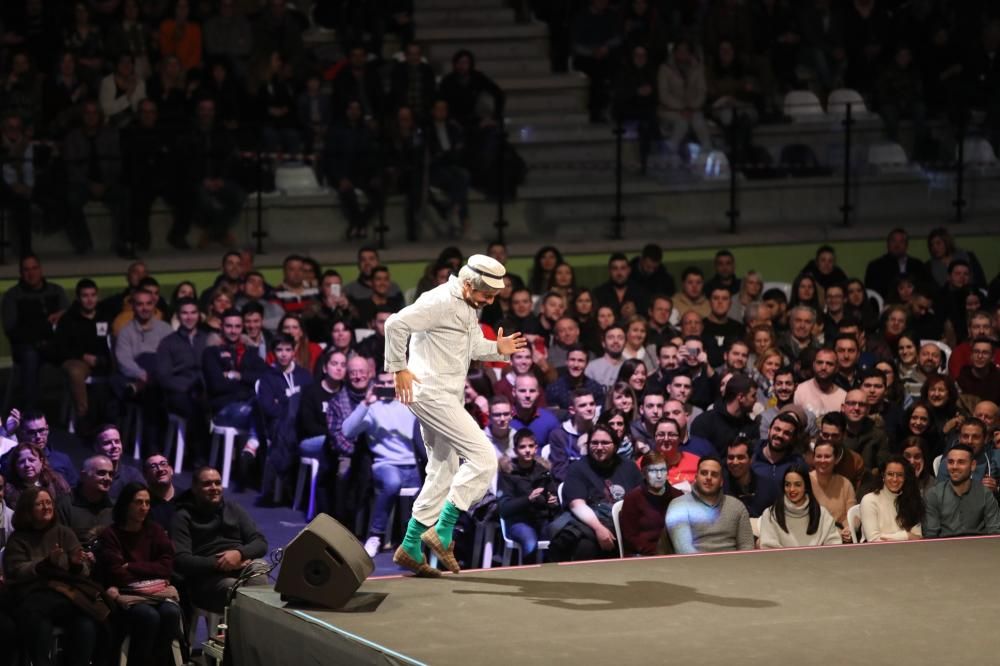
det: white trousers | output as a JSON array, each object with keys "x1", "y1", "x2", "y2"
[{"x1": 407, "y1": 390, "x2": 497, "y2": 526}]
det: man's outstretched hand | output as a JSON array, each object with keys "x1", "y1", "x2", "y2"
[{"x1": 496, "y1": 327, "x2": 527, "y2": 356}]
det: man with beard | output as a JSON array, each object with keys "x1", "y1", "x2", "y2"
[
  {"x1": 345, "y1": 246, "x2": 404, "y2": 304},
  {"x1": 584, "y1": 325, "x2": 626, "y2": 389},
  {"x1": 690, "y1": 373, "x2": 757, "y2": 457},
  {"x1": 628, "y1": 243, "x2": 675, "y2": 299},
  {"x1": 385, "y1": 255, "x2": 526, "y2": 576},
  {"x1": 793, "y1": 348, "x2": 846, "y2": 418},
  {"x1": 832, "y1": 333, "x2": 861, "y2": 390},
  {"x1": 924, "y1": 444, "x2": 1000, "y2": 538},
  {"x1": 841, "y1": 389, "x2": 889, "y2": 477},
  {"x1": 536, "y1": 292, "x2": 567, "y2": 348},
  {"x1": 54, "y1": 279, "x2": 113, "y2": 433},
  {"x1": 629, "y1": 391, "x2": 665, "y2": 456},
  {"x1": 554, "y1": 424, "x2": 643, "y2": 560},
  {"x1": 646, "y1": 295, "x2": 679, "y2": 349},
  {"x1": 751, "y1": 413, "x2": 806, "y2": 510},
  {"x1": 546, "y1": 345, "x2": 605, "y2": 411},
  {"x1": 759, "y1": 366, "x2": 816, "y2": 440},
  {"x1": 593, "y1": 253, "x2": 649, "y2": 319},
  {"x1": 666, "y1": 456, "x2": 754, "y2": 553},
  {"x1": 547, "y1": 317, "x2": 585, "y2": 370},
  {"x1": 702, "y1": 287, "x2": 743, "y2": 367}
]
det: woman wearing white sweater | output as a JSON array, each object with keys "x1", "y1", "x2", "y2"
[
  {"x1": 859, "y1": 455, "x2": 924, "y2": 542},
  {"x1": 759, "y1": 465, "x2": 841, "y2": 548}
]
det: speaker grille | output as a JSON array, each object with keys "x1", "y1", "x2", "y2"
[{"x1": 303, "y1": 559, "x2": 331, "y2": 587}]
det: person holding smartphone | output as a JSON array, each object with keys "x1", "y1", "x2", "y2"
[{"x1": 497, "y1": 429, "x2": 559, "y2": 560}]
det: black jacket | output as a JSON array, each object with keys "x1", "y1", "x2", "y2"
[
  {"x1": 52, "y1": 301, "x2": 112, "y2": 370},
  {"x1": 498, "y1": 460, "x2": 559, "y2": 525}
]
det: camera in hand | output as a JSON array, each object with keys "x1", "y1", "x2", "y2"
[{"x1": 374, "y1": 386, "x2": 396, "y2": 400}]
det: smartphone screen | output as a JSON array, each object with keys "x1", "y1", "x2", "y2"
[{"x1": 329, "y1": 283, "x2": 342, "y2": 298}]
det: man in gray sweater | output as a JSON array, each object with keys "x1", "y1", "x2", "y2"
[{"x1": 665, "y1": 456, "x2": 755, "y2": 553}]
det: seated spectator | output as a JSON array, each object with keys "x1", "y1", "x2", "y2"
[
  {"x1": 4, "y1": 442, "x2": 72, "y2": 509},
  {"x1": 93, "y1": 425, "x2": 145, "y2": 499},
  {"x1": 178, "y1": 98, "x2": 244, "y2": 248},
  {"x1": 352, "y1": 266, "x2": 404, "y2": 326},
  {"x1": 484, "y1": 395, "x2": 516, "y2": 465},
  {"x1": 615, "y1": 45, "x2": 659, "y2": 173},
  {"x1": 864, "y1": 228, "x2": 929, "y2": 300},
  {"x1": 4, "y1": 487, "x2": 101, "y2": 666},
  {"x1": 158, "y1": 0, "x2": 202, "y2": 73},
  {"x1": 809, "y1": 439, "x2": 856, "y2": 543},
  {"x1": 751, "y1": 412, "x2": 806, "y2": 511},
  {"x1": 331, "y1": 46, "x2": 384, "y2": 128},
  {"x1": 654, "y1": 417, "x2": 700, "y2": 492},
  {"x1": 510, "y1": 374, "x2": 561, "y2": 447},
  {"x1": 900, "y1": 436, "x2": 936, "y2": 495},
  {"x1": 550, "y1": 424, "x2": 642, "y2": 561},
  {"x1": 437, "y1": 48, "x2": 505, "y2": 145},
  {"x1": 673, "y1": 267, "x2": 710, "y2": 320},
  {"x1": 1, "y1": 411, "x2": 78, "y2": 486},
  {"x1": 271, "y1": 254, "x2": 320, "y2": 315},
  {"x1": 97, "y1": 482, "x2": 181, "y2": 666},
  {"x1": 724, "y1": 437, "x2": 764, "y2": 517},
  {"x1": 390, "y1": 42, "x2": 436, "y2": 121},
  {"x1": 957, "y1": 337, "x2": 1000, "y2": 404},
  {"x1": 53, "y1": 279, "x2": 113, "y2": 433},
  {"x1": 301, "y1": 271, "x2": 355, "y2": 344},
  {"x1": 666, "y1": 456, "x2": 755, "y2": 553},
  {"x1": 143, "y1": 454, "x2": 177, "y2": 532},
  {"x1": 859, "y1": 456, "x2": 924, "y2": 542},
  {"x1": 99, "y1": 53, "x2": 146, "y2": 128},
  {"x1": 256, "y1": 51, "x2": 301, "y2": 159},
  {"x1": 815, "y1": 412, "x2": 865, "y2": 491},
  {"x1": 111, "y1": 275, "x2": 167, "y2": 335},
  {"x1": 64, "y1": 99, "x2": 127, "y2": 255},
  {"x1": 628, "y1": 389, "x2": 663, "y2": 454},
  {"x1": 242, "y1": 302, "x2": 272, "y2": 360},
  {"x1": 585, "y1": 325, "x2": 627, "y2": 389},
  {"x1": 759, "y1": 465, "x2": 841, "y2": 548},
  {"x1": 0, "y1": 114, "x2": 36, "y2": 256},
  {"x1": 324, "y1": 99, "x2": 383, "y2": 240},
  {"x1": 0, "y1": 473, "x2": 12, "y2": 544},
  {"x1": 572, "y1": 0, "x2": 622, "y2": 123},
  {"x1": 202, "y1": 309, "x2": 267, "y2": 480},
  {"x1": 664, "y1": 399, "x2": 716, "y2": 460},
  {"x1": 794, "y1": 348, "x2": 846, "y2": 418},
  {"x1": 256, "y1": 333, "x2": 314, "y2": 504},
  {"x1": 657, "y1": 40, "x2": 711, "y2": 154},
  {"x1": 203, "y1": 0, "x2": 254, "y2": 73},
  {"x1": 274, "y1": 314, "x2": 322, "y2": 373},
  {"x1": 842, "y1": 388, "x2": 890, "y2": 476},
  {"x1": 690, "y1": 373, "x2": 757, "y2": 456},
  {"x1": 427, "y1": 99, "x2": 471, "y2": 237},
  {"x1": 546, "y1": 345, "x2": 606, "y2": 411},
  {"x1": 173, "y1": 469, "x2": 270, "y2": 615},
  {"x1": 923, "y1": 445, "x2": 1000, "y2": 538},
  {"x1": 548, "y1": 388, "x2": 600, "y2": 482},
  {"x1": 1, "y1": 254, "x2": 68, "y2": 411},
  {"x1": 593, "y1": 253, "x2": 649, "y2": 321},
  {"x1": 57, "y1": 455, "x2": 114, "y2": 553},
  {"x1": 44, "y1": 52, "x2": 90, "y2": 139},
  {"x1": 780, "y1": 306, "x2": 820, "y2": 365},
  {"x1": 620, "y1": 452, "x2": 683, "y2": 556},
  {"x1": 497, "y1": 429, "x2": 559, "y2": 559},
  {"x1": 936, "y1": 419, "x2": 1000, "y2": 487},
  {"x1": 876, "y1": 45, "x2": 928, "y2": 155},
  {"x1": 356, "y1": 308, "x2": 392, "y2": 374}
]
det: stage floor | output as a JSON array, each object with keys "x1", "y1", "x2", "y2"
[{"x1": 231, "y1": 536, "x2": 1000, "y2": 665}]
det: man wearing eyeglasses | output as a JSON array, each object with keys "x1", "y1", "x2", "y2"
[
  {"x1": 0, "y1": 410, "x2": 78, "y2": 486},
  {"x1": 143, "y1": 454, "x2": 177, "y2": 531},
  {"x1": 483, "y1": 395, "x2": 516, "y2": 461},
  {"x1": 841, "y1": 388, "x2": 890, "y2": 476},
  {"x1": 957, "y1": 336, "x2": 1000, "y2": 404}
]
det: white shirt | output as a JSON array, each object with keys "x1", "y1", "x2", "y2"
[{"x1": 385, "y1": 276, "x2": 507, "y2": 399}]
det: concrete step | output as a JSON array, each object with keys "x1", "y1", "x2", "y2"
[
  {"x1": 475, "y1": 58, "x2": 553, "y2": 78},
  {"x1": 425, "y1": 38, "x2": 547, "y2": 61},
  {"x1": 495, "y1": 73, "x2": 587, "y2": 94},
  {"x1": 505, "y1": 89, "x2": 585, "y2": 114},
  {"x1": 509, "y1": 124, "x2": 618, "y2": 146},
  {"x1": 505, "y1": 112, "x2": 591, "y2": 129},
  {"x1": 415, "y1": 7, "x2": 515, "y2": 26},
  {"x1": 418, "y1": 0, "x2": 507, "y2": 9},
  {"x1": 517, "y1": 139, "x2": 637, "y2": 166},
  {"x1": 418, "y1": 23, "x2": 547, "y2": 41}
]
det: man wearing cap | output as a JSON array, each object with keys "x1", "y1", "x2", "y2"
[{"x1": 385, "y1": 254, "x2": 527, "y2": 576}]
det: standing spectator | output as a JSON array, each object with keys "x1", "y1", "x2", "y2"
[
  {"x1": 96, "y1": 482, "x2": 182, "y2": 666},
  {"x1": 0, "y1": 113, "x2": 35, "y2": 255},
  {"x1": 665, "y1": 456, "x2": 755, "y2": 553},
  {"x1": 172, "y1": 467, "x2": 269, "y2": 613},
  {"x1": 619, "y1": 451, "x2": 683, "y2": 556},
  {"x1": 657, "y1": 40, "x2": 711, "y2": 154},
  {"x1": 758, "y1": 465, "x2": 841, "y2": 548},
  {"x1": 864, "y1": 228, "x2": 929, "y2": 299},
  {"x1": 122, "y1": 99, "x2": 176, "y2": 254},
  {"x1": 498, "y1": 429, "x2": 559, "y2": 560},
  {"x1": 158, "y1": 0, "x2": 202, "y2": 73},
  {"x1": 3, "y1": 487, "x2": 101, "y2": 666},
  {"x1": 331, "y1": 46, "x2": 384, "y2": 126},
  {"x1": 923, "y1": 445, "x2": 1000, "y2": 538},
  {"x1": 859, "y1": 455, "x2": 924, "y2": 542},
  {"x1": 390, "y1": 42, "x2": 436, "y2": 121},
  {"x1": 63, "y1": 99, "x2": 127, "y2": 254},
  {"x1": 572, "y1": 0, "x2": 622, "y2": 123},
  {"x1": 615, "y1": 45, "x2": 659, "y2": 173},
  {"x1": 2, "y1": 254, "x2": 68, "y2": 410}
]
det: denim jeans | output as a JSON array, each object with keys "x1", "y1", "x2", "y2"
[
  {"x1": 508, "y1": 521, "x2": 540, "y2": 556},
  {"x1": 369, "y1": 463, "x2": 421, "y2": 537},
  {"x1": 213, "y1": 400, "x2": 258, "y2": 439},
  {"x1": 123, "y1": 601, "x2": 182, "y2": 664},
  {"x1": 298, "y1": 435, "x2": 325, "y2": 457}
]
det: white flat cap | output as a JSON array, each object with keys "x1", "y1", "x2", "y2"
[{"x1": 465, "y1": 254, "x2": 506, "y2": 289}]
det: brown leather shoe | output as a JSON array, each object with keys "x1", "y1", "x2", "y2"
[
  {"x1": 392, "y1": 546, "x2": 441, "y2": 578},
  {"x1": 421, "y1": 529, "x2": 460, "y2": 574}
]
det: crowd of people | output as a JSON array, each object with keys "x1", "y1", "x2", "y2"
[
  {"x1": 0, "y1": 0, "x2": 524, "y2": 256},
  {"x1": 0, "y1": 225, "x2": 999, "y2": 661},
  {"x1": 553, "y1": 0, "x2": 1000, "y2": 169}
]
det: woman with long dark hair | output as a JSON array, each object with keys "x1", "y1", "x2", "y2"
[
  {"x1": 789, "y1": 273, "x2": 823, "y2": 312},
  {"x1": 758, "y1": 465, "x2": 841, "y2": 548},
  {"x1": 844, "y1": 278, "x2": 880, "y2": 332},
  {"x1": 615, "y1": 358, "x2": 648, "y2": 395},
  {"x1": 920, "y1": 373, "x2": 964, "y2": 445},
  {"x1": 98, "y1": 482, "x2": 181, "y2": 665},
  {"x1": 3, "y1": 487, "x2": 101, "y2": 666},
  {"x1": 604, "y1": 382, "x2": 638, "y2": 425},
  {"x1": 275, "y1": 314, "x2": 323, "y2": 372},
  {"x1": 900, "y1": 436, "x2": 937, "y2": 494},
  {"x1": 859, "y1": 455, "x2": 924, "y2": 541},
  {"x1": 599, "y1": 407, "x2": 636, "y2": 459},
  {"x1": 528, "y1": 245, "x2": 563, "y2": 295},
  {"x1": 895, "y1": 400, "x2": 942, "y2": 459}
]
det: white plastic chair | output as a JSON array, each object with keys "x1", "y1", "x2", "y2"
[
  {"x1": 920, "y1": 339, "x2": 952, "y2": 370},
  {"x1": 866, "y1": 141, "x2": 915, "y2": 174},
  {"x1": 499, "y1": 517, "x2": 551, "y2": 566},
  {"x1": 762, "y1": 281, "x2": 792, "y2": 299},
  {"x1": 692, "y1": 149, "x2": 731, "y2": 180},
  {"x1": 846, "y1": 504, "x2": 865, "y2": 544},
  {"x1": 187, "y1": 607, "x2": 222, "y2": 652},
  {"x1": 959, "y1": 137, "x2": 998, "y2": 167},
  {"x1": 826, "y1": 88, "x2": 867, "y2": 118},
  {"x1": 783, "y1": 90, "x2": 825, "y2": 119},
  {"x1": 293, "y1": 456, "x2": 321, "y2": 519},
  {"x1": 866, "y1": 289, "x2": 885, "y2": 314},
  {"x1": 275, "y1": 164, "x2": 322, "y2": 194},
  {"x1": 932, "y1": 454, "x2": 942, "y2": 477},
  {"x1": 354, "y1": 327, "x2": 375, "y2": 343},
  {"x1": 209, "y1": 420, "x2": 247, "y2": 488},
  {"x1": 403, "y1": 287, "x2": 417, "y2": 305},
  {"x1": 539, "y1": 444, "x2": 550, "y2": 461},
  {"x1": 163, "y1": 414, "x2": 188, "y2": 473},
  {"x1": 611, "y1": 499, "x2": 625, "y2": 558}
]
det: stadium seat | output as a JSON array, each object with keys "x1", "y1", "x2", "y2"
[
  {"x1": 692, "y1": 149, "x2": 731, "y2": 180},
  {"x1": 762, "y1": 281, "x2": 792, "y2": 299},
  {"x1": 783, "y1": 91, "x2": 825, "y2": 120},
  {"x1": 611, "y1": 499, "x2": 625, "y2": 558},
  {"x1": 163, "y1": 414, "x2": 188, "y2": 473},
  {"x1": 866, "y1": 142, "x2": 917, "y2": 174},
  {"x1": 293, "y1": 456, "x2": 321, "y2": 519},
  {"x1": 866, "y1": 289, "x2": 885, "y2": 313},
  {"x1": 959, "y1": 137, "x2": 999, "y2": 167},
  {"x1": 499, "y1": 516, "x2": 550, "y2": 566},
  {"x1": 826, "y1": 88, "x2": 868, "y2": 118},
  {"x1": 847, "y1": 504, "x2": 865, "y2": 544},
  {"x1": 275, "y1": 164, "x2": 324, "y2": 195},
  {"x1": 209, "y1": 421, "x2": 247, "y2": 489},
  {"x1": 920, "y1": 340, "x2": 951, "y2": 369}
]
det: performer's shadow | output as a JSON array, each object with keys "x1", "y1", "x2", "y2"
[{"x1": 451, "y1": 577, "x2": 778, "y2": 612}]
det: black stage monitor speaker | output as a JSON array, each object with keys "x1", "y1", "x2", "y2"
[{"x1": 275, "y1": 514, "x2": 375, "y2": 609}]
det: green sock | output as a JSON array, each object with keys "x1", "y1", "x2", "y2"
[
  {"x1": 435, "y1": 501, "x2": 462, "y2": 550},
  {"x1": 401, "y1": 518, "x2": 430, "y2": 563}
]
